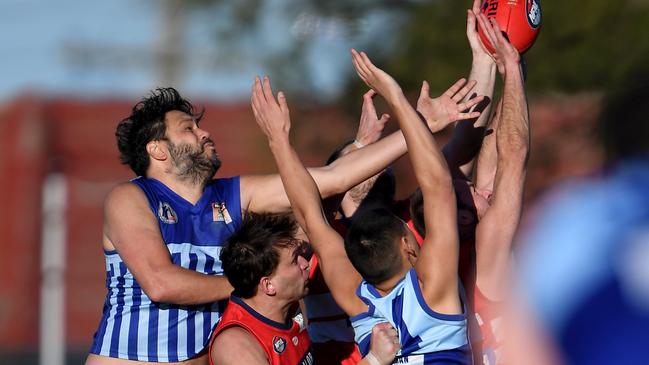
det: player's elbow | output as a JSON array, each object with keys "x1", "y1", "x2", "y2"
[
  {"x1": 419, "y1": 171, "x2": 453, "y2": 196},
  {"x1": 142, "y1": 281, "x2": 167, "y2": 303},
  {"x1": 140, "y1": 272, "x2": 174, "y2": 303},
  {"x1": 311, "y1": 165, "x2": 346, "y2": 198}
]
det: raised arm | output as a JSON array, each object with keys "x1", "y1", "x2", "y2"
[
  {"x1": 350, "y1": 49, "x2": 482, "y2": 314},
  {"x1": 473, "y1": 96, "x2": 502, "y2": 193},
  {"x1": 427, "y1": 0, "x2": 497, "y2": 180},
  {"x1": 355, "y1": 89, "x2": 391, "y2": 148},
  {"x1": 250, "y1": 75, "x2": 367, "y2": 317},
  {"x1": 103, "y1": 183, "x2": 233, "y2": 304},
  {"x1": 240, "y1": 126, "x2": 405, "y2": 214},
  {"x1": 332, "y1": 90, "x2": 391, "y2": 218},
  {"x1": 474, "y1": 14, "x2": 530, "y2": 300}
]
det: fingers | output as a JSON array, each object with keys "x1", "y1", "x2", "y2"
[
  {"x1": 262, "y1": 76, "x2": 276, "y2": 104},
  {"x1": 458, "y1": 94, "x2": 485, "y2": 112},
  {"x1": 379, "y1": 113, "x2": 390, "y2": 124},
  {"x1": 443, "y1": 78, "x2": 467, "y2": 100},
  {"x1": 472, "y1": 0, "x2": 481, "y2": 13},
  {"x1": 476, "y1": 12, "x2": 497, "y2": 50},
  {"x1": 251, "y1": 76, "x2": 263, "y2": 116},
  {"x1": 455, "y1": 110, "x2": 482, "y2": 121},
  {"x1": 351, "y1": 49, "x2": 368, "y2": 79},
  {"x1": 490, "y1": 17, "x2": 517, "y2": 53},
  {"x1": 444, "y1": 78, "x2": 479, "y2": 103},
  {"x1": 454, "y1": 79, "x2": 478, "y2": 102},
  {"x1": 351, "y1": 49, "x2": 377, "y2": 80},
  {"x1": 363, "y1": 89, "x2": 377, "y2": 100},
  {"x1": 359, "y1": 51, "x2": 378, "y2": 75},
  {"x1": 466, "y1": 8, "x2": 476, "y2": 37},
  {"x1": 277, "y1": 91, "x2": 290, "y2": 119},
  {"x1": 362, "y1": 89, "x2": 378, "y2": 112},
  {"x1": 419, "y1": 80, "x2": 430, "y2": 100}
]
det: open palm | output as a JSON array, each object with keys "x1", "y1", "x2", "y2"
[{"x1": 417, "y1": 79, "x2": 484, "y2": 132}]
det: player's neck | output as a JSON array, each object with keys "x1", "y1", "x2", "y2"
[
  {"x1": 148, "y1": 170, "x2": 208, "y2": 204},
  {"x1": 243, "y1": 296, "x2": 293, "y2": 325},
  {"x1": 373, "y1": 266, "x2": 410, "y2": 296}
]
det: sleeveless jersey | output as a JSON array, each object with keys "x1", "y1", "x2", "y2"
[
  {"x1": 90, "y1": 176, "x2": 242, "y2": 362},
  {"x1": 210, "y1": 296, "x2": 314, "y2": 365},
  {"x1": 351, "y1": 268, "x2": 471, "y2": 364}
]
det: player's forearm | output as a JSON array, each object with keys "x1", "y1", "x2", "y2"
[
  {"x1": 389, "y1": 93, "x2": 451, "y2": 192},
  {"x1": 497, "y1": 62, "x2": 530, "y2": 163},
  {"x1": 145, "y1": 266, "x2": 233, "y2": 304},
  {"x1": 269, "y1": 138, "x2": 324, "y2": 235},
  {"x1": 474, "y1": 98, "x2": 501, "y2": 191},
  {"x1": 441, "y1": 61, "x2": 496, "y2": 179},
  {"x1": 317, "y1": 130, "x2": 406, "y2": 196},
  {"x1": 468, "y1": 57, "x2": 497, "y2": 102}
]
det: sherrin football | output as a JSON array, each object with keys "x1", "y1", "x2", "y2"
[{"x1": 478, "y1": 0, "x2": 542, "y2": 54}]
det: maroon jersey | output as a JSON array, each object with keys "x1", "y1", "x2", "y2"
[{"x1": 210, "y1": 296, "x2": 313, "y2": 365}]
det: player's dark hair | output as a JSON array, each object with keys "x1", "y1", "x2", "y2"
[
  {"x1": 344, "y1": 208, "x2": 407, "y2": 285},
  {"x1": 116, "y1": 87, "x2": 204, "y2": 176},
  {"x1": 326, "y1": 139, "x2": 355, "y2": 165},
  {"x1": 221, "y1": 212, "x2": 299, "y2": 299}
]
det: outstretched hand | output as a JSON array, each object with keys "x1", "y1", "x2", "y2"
[
  {"x1": 351, "y1": 49, "x2": 402, "y2": 102},
  {"x1": 357, "y1": 90, "x2": 390, "y2": 146},
  {"x1": 467, "y1": 0, "x2": 493, "y2": 62},
  {"x1": 475, "y1": 12, "x2": 520, "y2": 73},
  {"x1": 250, "y1": 76, "x2": 291, "y2": 144},
  {"x1": 417, "y1": 78, "x2": 485, "y2": 132}
]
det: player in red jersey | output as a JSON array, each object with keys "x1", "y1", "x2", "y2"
[{"x1": 209, "y1": 211, "x2": 400, "y2": 365}]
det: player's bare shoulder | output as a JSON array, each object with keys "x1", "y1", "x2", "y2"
[
  {"x1": 103, "y1": 181, "x2": 151, "y2": 215},
  {"x1": 102, "y1": 181, "x2": 154, "y2": 251},
  {"x1": 211, "y1": 327, "x2": 268, "y2": 365}
]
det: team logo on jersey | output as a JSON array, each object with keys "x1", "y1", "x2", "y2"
[
  {"x1": 292, "y1": 336, "x2": 299, "y2": 346},
  {"x1": 526, "y1": 0, "x2": 541, "y2": 29},
  {"x1": 272, "y1": 336, "x2": 286, "y2": 354},
  {"x1": 212, "y1": 202, "x2": 233, "y2": 224},
  {"x1": 158, "y1": 202, "x2": 178, "y2": 224}
]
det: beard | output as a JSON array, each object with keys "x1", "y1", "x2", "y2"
[{"x1": 167, "y1": 140, "x2": 221, "y2": 186}]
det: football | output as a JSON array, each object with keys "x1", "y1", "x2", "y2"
[{"x1": 478, "y1": 0, "x2": 542, "y2": 54}]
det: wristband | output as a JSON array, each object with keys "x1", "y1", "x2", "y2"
[
  {"x1": 353, "y1": 139, "x2": 365, "y2": 149},
  {"x1": 365, "y1": 351, "x2": 382, "y2": 365}
]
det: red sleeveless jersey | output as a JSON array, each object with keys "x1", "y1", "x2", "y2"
[{"x1": 210, "y1": 296, "x2": 314, "y2": 365}]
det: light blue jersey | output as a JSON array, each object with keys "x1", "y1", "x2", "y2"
[
  {"x1": 90, "y1": 176, "x2": 242, "y2": 362},
  {"x1": 351, "y1": 268, "x2": 471, "y2": 364}
]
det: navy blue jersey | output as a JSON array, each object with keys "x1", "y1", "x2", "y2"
[{"x1": 90, "y1": 176, "x2": 242, "y2": 362}]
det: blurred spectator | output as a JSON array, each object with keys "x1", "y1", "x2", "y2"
[{"x1": 514, "y1": 71, "x2": 649, "y2": 364}]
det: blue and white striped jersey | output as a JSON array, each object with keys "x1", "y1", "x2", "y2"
[
  {"x1": 90, "y1": 176, "x2": 242, "y2": 362},
  {"x1": 350, "y1": 268, "x2": 472, "y2": 364}
]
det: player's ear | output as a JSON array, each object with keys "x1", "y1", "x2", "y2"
[
  {"x1": 401, "y1": 235, "x2": 418, "y2": 263},
  {"x1": 147, "y1": 140, "x2": 167, "y2": 161},
  {"x1": 260, "y1": 277, "x2": 276, "y2": 296}
]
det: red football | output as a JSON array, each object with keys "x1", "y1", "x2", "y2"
[{"x1": 478, "y1": 0, "x2": 542, "y2": 54}]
